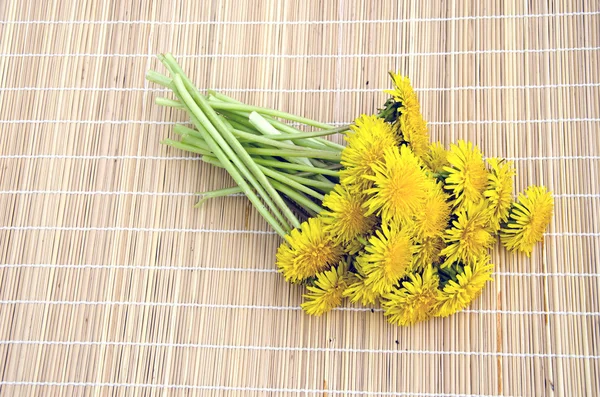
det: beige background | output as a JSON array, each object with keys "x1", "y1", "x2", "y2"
[{"x1": 0, "y1": 1, "x2": 599, "y2": 396}]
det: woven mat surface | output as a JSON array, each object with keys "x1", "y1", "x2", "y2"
[{"x1": 1, "y1": 1, "x2": 599, "y2": 396}]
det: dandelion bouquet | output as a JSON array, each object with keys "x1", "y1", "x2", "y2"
[{"x1": 147, "y1": 54, "x2": 554, "y2": 326}]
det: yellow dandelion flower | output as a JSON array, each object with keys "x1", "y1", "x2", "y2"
[
  {"x1": 343, "y1": 270, "x2": 380, "y2": 306},
  {"x1": 320, "y1": 184, "x2": 377, "y2": 245},
  {"x1": 301, "y1": 263, "x2": 350, "y2": 315},
  {"x1": 485, "y1": 158, "x2": 516, "y2": 232},
  {"x1": 385, "y1": 73, "x2": 420, "y2": 108},
  {"x1": 424, "y1": 142, "x2": 450, "y2": 174},
  {"x1": 276, "y1": 217, "x2": 343, "y2": 283},
  {"x1": 357, "y1": 220, "x2": 416, "y2": 295},
  {"x1": 381, "y1": 266, "x2": 440, "y2": 326},
  {"x1": 397, "y1": 112, "x2": 429, "y2": 158},
  {"x1": 364, "y1": 146, "x2": 430, "y2": 224},
  {"x1": 385, "y1": 73, "x2": 429, "y2": 157},
  {"x1": 340, "y1": 115, "x2": 398, "y2": 191},
  {"x1": 435, "y1": 256, "x2": 494, "y2": 317},
  {"x1": 444, "y1": 140, "x2": 488, "y2": 211},
  {"x1": 413, "y1": 236, "x2": 445, "y2": 270},
  {"x1": 501, "y1": 186, "x2": 554, "y2": 256},
  {"x1": 414, "y1": 183, "x2": 452, "y2": 239},
  {"x1": 440, "y1": 201, "x2": 495, "y2": 267}
]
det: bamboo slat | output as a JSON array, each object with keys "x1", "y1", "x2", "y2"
[{"x1": 0, "y1": 1, "x2": 598, "y2": 396}]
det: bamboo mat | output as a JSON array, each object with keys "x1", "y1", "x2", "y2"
[{"x1": 0, "y1": 1, "x2": 599, "y2": 396}]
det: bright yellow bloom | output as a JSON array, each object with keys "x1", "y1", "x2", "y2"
[
  {"x1": 386, "y1": 73, "x2": 429, "y2": 158},
  {"x1": 358, "y1": 220, "x2": 416, "y2": 295},
  {"x1": 424, "y1": 142, "x2": 450, "y2": 174},
  {"x1": 444, "y1": 140, "x2": 488, "y2": 211},
  {"x1": 381, "y1": 266, "x2": 440, "y2": 326},
  {"x1": 396, "y1": 112, "x2": 429, "y2": 159},
  {"x1": 435, "y1": 256, "x2": 494, "y2": 317},
  {"x1": 385, "y1": 73, "x2": 421, "y2": 109},
  {"x1": 414, "y1": 183, "x2": 452, "y2": 239},
  {"x1": 364, "y1": 146, "x2": 429, "y2": 224},
  {"x1": 485, "y1": 158, "x2": 516, "y2": 232},
  {"x1": 440, "y1": 201, "x2": 495, "y2": 267},
  {"x1": 413, "y1": 236, "x2": 445, "y2": 270},
  {"x1": 276, "y1": 218, "x2": 343, "y2": 283},
  {"x1": 320, "y1": 184, "x2": 377, "y2": 245},
  {"x1": 301, "y1": 263, "x2": 350, "y2": 315},
  {"x1": 343, "y1": 262, "x2": 380, "y2": 306},
  {"x1": 340, "y1": 115, "x2": 398, "y2": 191},
  {"x1": 501, "y1": 186, "x2": 554, "y2": 256}
]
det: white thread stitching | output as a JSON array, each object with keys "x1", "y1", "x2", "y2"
[
  {"x1": 1, "y1": 82, "x2": 599, "y2": 92},
  {"x1": 0, "y1": 10, "x2": 598, "y2": 25},
  {"x1": 0, "y1": 340, "x2": 595, "y2": 359},
  {"x1": 1, "y1": 155, "x2": 599, "y2": 164},
  {"x1": 0, "y1": 264, "x2": 597, "y2": 278},
  {"x1": 0, "y1": 226, "x2": 277, "y2": 234},
  {"x1": 0, "y1": 190, "x2": 596, "y2": 199},
  {"x1": 2, "y1": 46, "x2": 599, "y2": 58},
  {"x1": 0, "y1": 382, "x2": 519, "y2": 397},
  {"x1": 0, "y1": 300, "x2": 597, "y2": 316},
  {"x1": 1, "y1": 118, "x2": 599, "y2": 125},
  {"x1": 0, "y1": 227, "x2": 597, "y2": 236}
]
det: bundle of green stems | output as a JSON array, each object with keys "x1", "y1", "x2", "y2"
[{"x1": 146, "y1": 53, "x2": 349, "y2": 237}]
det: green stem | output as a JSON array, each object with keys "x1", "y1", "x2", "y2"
[
  {"x1": 155, "y1": 97, "x2": 183, "y2": 108},
  {"x1": 209, "y1": 101, "x2": 333, "y2": 130},
  {"x1": 247, "y1": 111, "x2": 314, "y2": 167},
  {"x1": 252, "y1": 158, "x2": 340, "y2": 176},
  {"x1": 193, "y1": 99, "x2": 300, "y2": 230},
  {"x1": 227, "y1": 118, "x2": 256, "y2": 134},
  {"x1": 265, "y1": 125, "x2": 349, "y2": 141},
  {"x1": 194, "y1": 186, "x2": 244, "y2": 207},
  {"x1": 180, "y1": 135, "x2": 212, "y2": 152},
  {"x1": 244, "y1": 147, "x2": 341, "y2": 161},
  {"x1": 171, "y1": 74, "x2": 290, "y2": 236},
  {"x1": 164, "y1": 57, "x2": 301, "y2": 230},
  {"x1": 230, "y1": 128, "x2": 324, "y2": 152},
  {"x1": 207, "y1": 90, "x2": 244, "y2": 104},
  {"x1": 265, "y1": 117, "x2": 346, "y2": 151},
  {"x1": 162, "y1": 139, "x2": 212, "y2": 157},
  {"x1": 218, "y1": 110, "x2": 255, "y2": 130},
  {"x1": 285, "y1": 173, "x2": 335, "y2": 193},
  {"x1": 146, "y1": 70, "x2": 173, "y2": 89},
  {"x1": 258, "y1": 165, "x2": 324, "y2": 201},
  {"x1": 173, "y1": 124, "x2": 204, "y2": 139},
  {"x1": 199, "y1": 157, "x2": 323, "y2": 215},
  {"x1": 215, "y1": 107, "x2": 336, "y2": 152},
  {"x1": 269, "y1": 180, "x2": 323, "y2": 215}
]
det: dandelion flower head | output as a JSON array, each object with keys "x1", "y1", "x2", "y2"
[
  {"x1": 424, "y1": 142, "x2": 450, "y2": 174},
  {"x1": 382, "y1": 266, "x2": 440, "y2": 326},
  {"x1": 343, "y1": 265, "x2": 380, "y2": 306},
  {"x1": 414, "y1": 183, "x2": 452, "y2": 239},
  {"x1": 435, "y1": 256, "x2": 494, "y2": 317},
  {"x1": 441, "y1": 201, "x2": 495, "y2": 267},
  {"x1": 276, "y1": 217, "x2": 343, "y2": 283},
  {"x1": 385, "y1": 73, "x2": 429, "y2": 158},
  {"x1": 358, "y1": 219, "x2": 416, "y2": 295},
  {"x1": 320, "y1": 184, "x2": 377, "y2": 245},
  {"x1": 364, "y1": 145, "x2": 430, "y2": 224},
  {"x1": 413, "y1": 236, "x2": 445, "y2": 270},
  {"x1": 444, "y1": 140, "x2": 488, "y2": 211},
  {"x1": 485, "y1": 158, "x2": 516, "y2": 231},
  {"x1": 301, "y1": 263, "x2": 350, "y2": 315},
  {"x1": 340, "y1": 115, "x2": 398, "y2": 191},
  {"x1": 501, "y1": 186, "x2": 554, "y2": 256}
]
